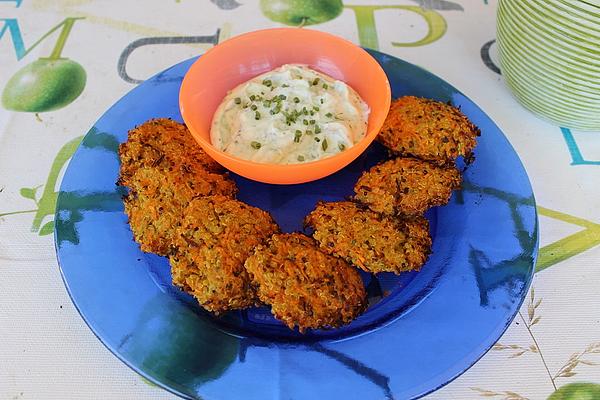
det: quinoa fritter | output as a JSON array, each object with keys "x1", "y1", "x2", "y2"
[
  {"x1": 118, "y1": 118, "x2": 223, "y2": 186},
  {"x1": 170, "y1": 195, "x2": 279, "y2": 314},
  {"x1": 378, "y1": 96, "x2": 480, "y2": 165},
  {"x1": 354, "y1": 157, "x2": 461, "y2": 216},
  {"x1": 244, "y1": 233, "x2": 367, "y2": 332},
  {"x1": 122, "y1": 168, "x2": 237, "y2": 255},
  {"x1": 305, "y1": 201, "x2": 432, "y2": 274},
  {"x1": 118, "y1": 118, "x2": 237, "y2": 255}
]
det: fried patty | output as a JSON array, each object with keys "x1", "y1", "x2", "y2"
[
  {"x1": 305, "y1": 201, "x2": 432, "y2": 274},
  {"x1": 378, "y1": 96, "x2": 480, "y2": 165},
  {"x1": 170, "y1": 195, "x2": 280, "y2": 314},
  {"x1": 118, "y1": 119, "x2": 237, "y2": 255},
  {"x1": 244, "y1": 233, "x2": 367, "y2": 332},
  {"x1": 123, "y1": 168, "x2": 237, "y2": 255},
  {"x1": 354, "y1": 157, "x2": 461, "y2": 216},
  {"x1": 118, "y1": 118, "x2": 223, "y2": 186}
]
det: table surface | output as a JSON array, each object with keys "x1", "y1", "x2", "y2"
[{"x1": 1, "y1": 1, "x2": 599, "y2": 399}]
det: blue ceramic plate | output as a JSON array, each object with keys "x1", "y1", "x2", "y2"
[{"x1": 55, "y1": 50, "x2": 538, "y2": 400}]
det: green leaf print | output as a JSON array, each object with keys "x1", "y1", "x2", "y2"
[
  {"x1": 31, "y1": 136, "x2": 82, "y2": 233},
  {"x1": 19, "y1": 187, "x2": 36, "y2": 200},
  {"x1": 39, "y1": 221, "x2": 54, "y2": 236}
]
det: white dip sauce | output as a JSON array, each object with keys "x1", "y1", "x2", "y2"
[{"x1": 210, "y1": 64, "x2": 370, "y2": 164}]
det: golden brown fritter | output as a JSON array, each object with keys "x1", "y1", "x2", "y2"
[
  {"x1": 118, "y1": 118, "x2": 237, "y2": 255},
  {"x1": 118, "y1": 118, "x2": 223, "y2": 186},
  {"x1": 170, "y1": 195, "x2": 280, "y2": 314},
  {"x1": 378, "y1": 96, "x2": 480, "y2": 165},
  {"x1": 244, "y1": 233, "x2": 367, "y2": 332},
  {"x1": 354, "y1": 157, "x2": 461, "y2": 216},
  {"x1": 122, "y1": 167, "x2": 237, "y2": 255},
  {"x1": 305, "y1": 201, "x2": 432, "y2": 274}
]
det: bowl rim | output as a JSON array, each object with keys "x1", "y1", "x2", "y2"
[{"x1": 179, "y1": 27, "x2": 391, "y2": 171}]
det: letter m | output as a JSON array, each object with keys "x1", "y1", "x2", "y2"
[{"x1": 1, "y1": 17, "x2": 83, "y2": 61}]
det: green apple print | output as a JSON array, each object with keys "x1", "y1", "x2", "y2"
[
  {"x1": 2, "y1": 18, "x2": 86, "y2": 113},
  {"x1": 548, "y1": 383, "x2": 600, "y2": 400},
  {"x1": 260, "y1": 0, "x2": 343, "y2": 26},
  {"x1": 2, "y1": 58, "x2": 86, "y2": 112}
]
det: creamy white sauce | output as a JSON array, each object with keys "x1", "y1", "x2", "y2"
[{"x1": 210, "y1": 64, "x2": 370, "y2": 164}]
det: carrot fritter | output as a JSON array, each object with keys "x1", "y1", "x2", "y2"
[
  {"x1": 305, "y1": 201, "x2": 432, "y2": 274},
  {"x1": 118, "y1": 118, "x2": 223, "y2": 186},
  {"x1": 354, "y1": 157, "x2": 461, "y2": 216},
  {"x1": 244, "y1": 233, "x2": 367, "y2": 332},
  {"x1": 378, "y1": 96, "x2": 480, "y2": 165},
  {"x1": 169, "y1": 195, "x2": 279, "y2": 314},
  {"x1": 118, "y1": 118, "x2": 237, "y2": 255},
  {"x1": 122, "y1": 167, "x2": 237, "y2": 255}
]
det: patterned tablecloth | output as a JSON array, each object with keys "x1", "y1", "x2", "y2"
[{"x1": 1, "y1": 1, "x2": 599, "y2": 399}]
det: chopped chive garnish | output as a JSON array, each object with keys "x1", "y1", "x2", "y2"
[
  {"x1": 249, "y1": 94, "x2": 256, "y2": 101},
  {"x1": 303, "y1": 119, "x2": 309, "y2": 126},
  {"x1": 338, "y1": 143, "x2": 346, "y2": 151},
  {"x1": 282, "y1": 84, "x2": 289, "y2": 88},
  {"x1": 295, "y1": 129, "x2": 302, "y2": 135},
  {"x1": 325, "y1": 112, "x2": 333, "y2": 118},
  {"x1": 314, "y1": 137, "x2": 321, "y2": 142},
  {"x1": 320, "y1": 98, "x2": 324, "y2": 104},
  {"x1": 322, "y1": 139, "x2": 328, "y2": 151},
  {"x1": 297, "y1": 155, "x2": 305, "y2": 162},
  {"x1": 255, "y1": 111, "x2": 261, "y2": 120},
  {"x1": 315, "y1": 125, "x2": 321, "y2": 134},
  {"x1": 305, "y1": 129, "x2": 313, "y2": 135},
  {"x1": 322, "y1": 83, "x2": 329, "y2": 89},
  {"x1": 251, "y1": 141, "x2": 261, "y2": 149},
  {"x1": 263, "y1": 100, "x2": 271, "y2": 107},
  {"x1": 294, "y1": 131, "x2": 302, "y2": 143},
  {"x1": 250, "y1": 104, "x2": 258, "y2": 111},
  {"x1": 234, "y1": 97, "x2": 241, "y2": 104},
  {"x1": 312, "y1": 78, "x2": 320, "y2": 86},
  {"x1": 283, "y1": 111, "x2": 294, "y2": 122},
  {"x1": 310, "y1": 110, "x2": 315, "y2": 116},
  {"x1": 313, "y1": 106, "x2": 320, "y2": 111},
  {"x1": 279, "y1": 94, "x2": 287, "y2": 100},
  {"x1": 309, "y1": 119, "x2": 315, "y2": 125},
  {"x1": 263, "y1": 79, "x2": 272, "y2": 87},
  {"x1": 293, "y1": 97, "x2": 300, "y2": 103}
]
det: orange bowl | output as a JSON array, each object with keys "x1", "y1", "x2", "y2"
[{"x1": 179, "y1": 28, "x2": 391, "y2": 185}]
